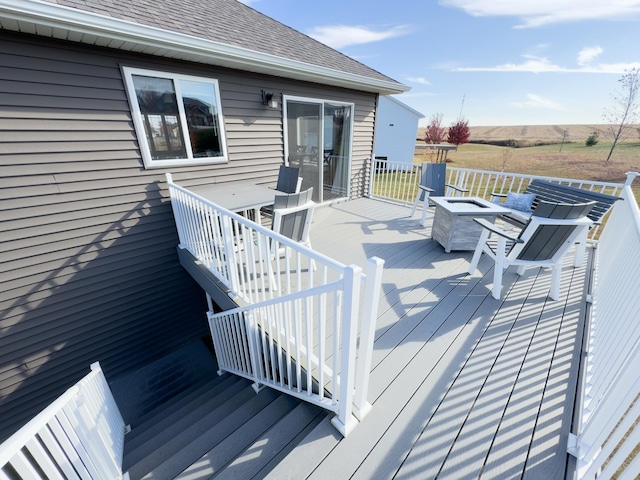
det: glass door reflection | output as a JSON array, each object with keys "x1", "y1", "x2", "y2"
[{"x1": 285, "y1": 98, "x2": 352, "y2": 203}]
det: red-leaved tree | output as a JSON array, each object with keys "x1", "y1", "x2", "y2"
[
  {"x1": 447, "y1": 119, "x2": 470, "y2": 146},
  {"x1": 424, "y1": 113, "x2": 447, "y2": 144}
]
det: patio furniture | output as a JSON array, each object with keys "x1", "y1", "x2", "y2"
[
  {"x1": 410, "y1": 162, "x2": 469, "y2": 226},
  {"x1": 409, "y1": 184, "x2": 435, "y2": 227},
  {"x1": 271, "y1": 188, "x2": 315, "y2": 252},
  {"x1": 430, "y1": 197, "x2": 511, "y2": 253},
  {"x1": 275, "y1": 164, "x2": 302, "y2": 194},
  {"x1": 467, "y1": 200, "x2": 595, "y2": 300},
  {"x1": 492, "y1": 178, "x2": 621, "y2": 228},
  {"x1": 261, "y1": 165, "x2": 303, "y2": 217},
  {"x1": 190, "y1": 182, "x2": 277, "y2": 220}
]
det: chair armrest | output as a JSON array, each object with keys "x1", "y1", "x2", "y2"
[
  {"x1": 417, "y1": 185, "x2": 435, "y2": 193},
  {"x1": 490, "y1": 192, "x2": 507, "y2": 202},
  {"x1": 273, "y1": 201, "x2": 316, "y2": 216},
  {"x1": 473, "y1": 218, "x2": 523, "y2": 243},
  {"x1": 445, "y1": 184, "x2": 470, "y2": 193}
]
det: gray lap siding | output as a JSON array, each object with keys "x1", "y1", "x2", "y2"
[{"x1": 0, "y1": 30, "x2": 377, "y2": 440}]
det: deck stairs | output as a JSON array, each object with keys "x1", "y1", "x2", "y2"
[{"x1": 112, "y1": 340, "x2": 328, "y2": 479}]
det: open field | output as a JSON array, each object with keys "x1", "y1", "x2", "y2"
[
  {"x1": 415, "y1": 125, "x2": 640, "y2": 188},
  {"x1": 470, "y1": 124, "x2": 605, "y2": 145},
  {"x1": 418, "y1": 124, "x2": 638, "y2": 147}
]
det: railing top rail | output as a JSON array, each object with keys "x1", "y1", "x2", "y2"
[
  {"x1": 166, "y1": 175, "x2": 347, "y2": 272},
  {"x1": 448, "y1": 167, "x2": 637, "y2": 190},
  {"x1": 209, "y1": 276, "x2": 348, "y2": 318}
]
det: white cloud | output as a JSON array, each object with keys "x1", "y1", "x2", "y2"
[
  {"x1": 407, "y1": 76, "x2": 431, "y2": 85},
  {"x1": 439, "y1": 0, "x2": 640, "y2": 27},
  {"x1": 511, "y1": 93, "x2": 566, "y2": 110},
  {"x1": 577, "y1": 46, "x2": 603, "y2": 66},
  {"x1": 307, "y1": 25, "x2": 409, "y2": 49},
  {"x1": 454, "y1": 53, "x2": 640, "y2": 73},
  {"x1": 455, "y1": 55, "x2": 564, "y2": 73}
]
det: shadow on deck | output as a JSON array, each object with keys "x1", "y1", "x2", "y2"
[
  {"x1": 113, "y1": 197, "x2": 588, "y2": 479},
  {"x1": 265, "y1": 198, "x2": 589, "y2": 479}
]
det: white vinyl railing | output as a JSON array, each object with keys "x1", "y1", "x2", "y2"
[
  {"x1": 0, "y1": 363, "x2": 126, "y2": 480},
  {"x1": 368, "y1": 159, "x2": 638, "y2": 238},
  {"x1": 208, "y1": 257, "x2": 383, "y2": 436},
  {"x1": 368, "y1": 160, "x2": 423, "y2": 205},
  {"x1": 167, "y1": 174, "x2": 349, "y2": 305},
  {"x1": 166, "y1": 174, "x2": 384, "y2": 436},
  {"x1": 568, "y1": 186, "x2": 640, "y2": 479}
]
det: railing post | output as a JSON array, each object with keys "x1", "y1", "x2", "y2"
[
  {"x1": 367, "y1": 155, "x2": 376, "y2": 198},
  {"x1": 165, "y1": 173, "x2": 185, "y2": 247},
  {"x1": 331, "y1": 264, "x2": 362, "y2": 437},
  {"x1": 220, "y1": 214, "x2": 241, "y2": 294},
  {"x1": 624, "y1": 171, "x2": 639, "y2": 186},
  {"x1": 352, "y1": 257, "x2": 384, "y2": 421}
]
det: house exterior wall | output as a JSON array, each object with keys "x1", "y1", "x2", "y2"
[
  {"x1": 0, "y1": 30, "x2": 378, "y2": 440},
  {"x1": 374, "y1": 96, "x2": 422, "y2": 165}
]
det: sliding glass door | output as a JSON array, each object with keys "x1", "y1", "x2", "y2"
[{"x1": 284, "y1": 97, "x2": 353, "y2": 203}]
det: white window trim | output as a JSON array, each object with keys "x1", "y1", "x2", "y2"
[{"x1": 122, "y1": 66, "x2": 228, "y2": 169}]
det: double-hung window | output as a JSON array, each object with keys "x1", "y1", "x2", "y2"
[{"x1": 123, "y1": 67, "x2": 228, "y2": 168}]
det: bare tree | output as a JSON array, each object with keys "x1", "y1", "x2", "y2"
[
  {"x1": 604, "y1": 68, "x2": 640, "y2": 162},
  {"x1": 424, "y1": 113, "x2": 447, "y2": 144}
]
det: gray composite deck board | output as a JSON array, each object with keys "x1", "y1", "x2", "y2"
[
  {"x1": 211, "y1": 402, "x2": 327, "y2": 480},
  {"x1": 172, "y1": 394, "x2": 300, "y2": 480},
  {"x1": 135, "y1": 386, "x2": 281, "y2": 479},
  {"x1": 265, "y1": 198, "x2": 586, "y2": 480}
]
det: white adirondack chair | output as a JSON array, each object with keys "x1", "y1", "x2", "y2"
[{"x1": 468, "y1": 201, "x2": 595, "y2": 300}]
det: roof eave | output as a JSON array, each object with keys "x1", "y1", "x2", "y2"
[{"x1": 0, "y1": 0, "x2": 409, "y2": 95}]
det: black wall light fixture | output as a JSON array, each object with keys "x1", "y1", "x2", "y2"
[{"x1": 261, "y1": 90, "x2": 278, "y2": 108}]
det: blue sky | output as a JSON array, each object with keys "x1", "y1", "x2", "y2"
[{"x1": 241, "y1": 0, "x2": 640, "y2": 126}]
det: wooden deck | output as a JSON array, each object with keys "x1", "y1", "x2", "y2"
[{"x1": 265, "y1": 197, "x2": 588, "y2": 480}]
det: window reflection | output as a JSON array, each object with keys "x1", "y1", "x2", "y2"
[
  {"x1": 133, "y1": 75, "x2": 187, "y2": 160},
  {"x1": 181, "y1": 81, "x2": 222, "y2": 158}
]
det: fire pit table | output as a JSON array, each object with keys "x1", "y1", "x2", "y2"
[{"x1": 430, "y1": 197, "x2": 512, "y2": 252}]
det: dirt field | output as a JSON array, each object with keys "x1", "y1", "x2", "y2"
[{"x1": 418, "y1": 124, "x2": 610, "y2": 146}]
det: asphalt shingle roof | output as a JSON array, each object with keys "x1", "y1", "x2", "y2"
[{"x1": 41, "y1": 0, "x2": 400, "y2": 85}]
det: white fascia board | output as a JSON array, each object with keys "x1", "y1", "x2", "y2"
[
  {"x1": 0, "y1": 0, "x2": 409, "y2": 95},
  {"x1": 384, "y1": 95, "x2": 425, "y2": 118}
]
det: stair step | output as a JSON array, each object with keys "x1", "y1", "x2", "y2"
[
  {"x1": 126, "y1": 381, "x2": 274, "y2": 479},
  {"x1": 110, "y1": 340, "x2": 219, "y2": 425},
  {"x1": 127, "y1": 370, "x2": 230, "y2": 434},
  {"x1": 212, "y1": 401, "x2": 328, "y2": 480},
  {"x1": 172, "y1": 393, "x2": 301, "y2": 480},
  {"x1": 123, "y1": 375, "x2": 244, "y2": 468}
]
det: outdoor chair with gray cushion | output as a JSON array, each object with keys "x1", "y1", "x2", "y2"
[
  {"x1": 410, "y1": 184, "x2": 435, "y2": 227},
  {"x1": 271, "y1": 188, "x2": 315, "y2": 253},
  {"x1": 410, "y1": 162, "x2": 469, "y2": 227},
  {"x1": 261, "y1": 165, "x2": 302, "y2": 218},
  {"x1": 490, "y1": 179, "x2": 621, "y2": 229},
  {"x1": 467, "y1": 200, "x2": 595, "y2": 300},
  {"x1": 275, "y1": 164, "x2": 302, "y2": 194}
]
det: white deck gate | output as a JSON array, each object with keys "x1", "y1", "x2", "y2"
[
  {"x1": 0, "y1": 363, "x2": 126, "y2": 480},
  {"x1": 166, "y1": 174, "x2": 384, "y2": 436},
  {"x1": 568, "y1": 185, "x2": 640, "y2": 479}
]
